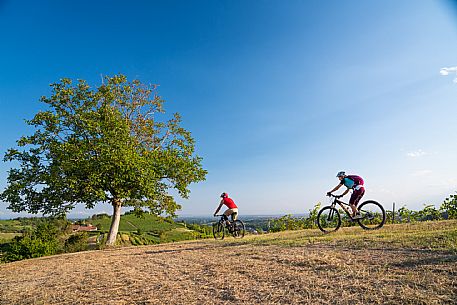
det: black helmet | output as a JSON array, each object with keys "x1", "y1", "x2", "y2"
[{"x1": 220, "y1": 192, "x2": 228, "y2": 198}]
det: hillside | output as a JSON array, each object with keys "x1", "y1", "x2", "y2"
[
  {"x1": 1, "y1": 220, "x2": 456, "y2": 304},
  {"x1": 91, "y1": 213, "x2": 204, "y2": 245},
  {"x1": 0, "y1": 214, "x2": 212, "y2": 252}
]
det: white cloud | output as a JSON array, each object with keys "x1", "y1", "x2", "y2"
[
  {"x1": 440, "y1": 66, "x2": 457, "y2": 76},
  {"x1": 406, "y1": 149, "x2": 428, "y2": 158},
  {"x1": 411, "y1": 170, "x2": 432, "y2": 177},
  {"x1": 440, "y1": 67, "x2": 457, "y2": 83}
]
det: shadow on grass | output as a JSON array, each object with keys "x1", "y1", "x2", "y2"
[
  {"x1": 144, "y1": 246, "x2": 210, "y2": 254},
  {"x1": 390, "y1": 254, "x2": 457, "y2": 269}
]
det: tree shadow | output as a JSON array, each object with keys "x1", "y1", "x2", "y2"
[
  {"x1": 390, "y1": 255, "x2": 457, "y2": 269},
  {"x1": 144, "y1": 246, "x2": 211, "y2": 255}
]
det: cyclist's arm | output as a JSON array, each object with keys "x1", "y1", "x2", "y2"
[
  {"x1": 214, "y1": 202, "x2": 223, "y2": 216},
  {"x1": 341, "y1": 188, "x2": 350, "y2": 197},
  {"x1": 328, "y1": 184, "x2": 342, "y2": 194}
]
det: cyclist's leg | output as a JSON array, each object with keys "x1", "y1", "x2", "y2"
[
  {"x1": 230, "y1": 208, "x2": 238, "y2": 221},
  {"x1": 223, "y1": 209, "x2": 234, "y2": 226},
  {"x1": 349, "y1": 188, "x2": 365, "y2": 216}
]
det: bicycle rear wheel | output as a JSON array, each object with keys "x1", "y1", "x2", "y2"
[
  {"x1": 213, "y1": 222, "x2": 225, "y2": 240},
  {"x1": 357, "y1": 200, "x2": 386, "y2": 230},
  {"x1": 231, "y1": 220, "x2": 245, "y2": 238},
  {"x1": 317, "y1": 206, "x2": 341, "y2": 233}
]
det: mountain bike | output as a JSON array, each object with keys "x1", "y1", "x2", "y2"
[
  {"x1": 213, "y1": 215, "x2": 245, "y2": 240},
  {"x1": 317, "y1": 194, "x2": 386, "y2": 233}
]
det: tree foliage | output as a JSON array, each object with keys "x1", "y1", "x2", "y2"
[
  {"x1": 1, "y1": 75, "x2": 206, "y2": 244},
  {"x1": 441, "y1": 192, "x2": 457, "y2": 219},
  {"x1": 416, "y1": 204, "x2": 442, "y2": 221}
]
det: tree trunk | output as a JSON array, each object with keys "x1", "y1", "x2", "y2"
[{"x1": 106, "y1": 198, "x2": 122, "y2": 245}]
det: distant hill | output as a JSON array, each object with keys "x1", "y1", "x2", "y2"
[
  {"x1": 90, "y1": 213, "x2": 212, "y2": 245},
  {"x1": 93, "y1": 213, "x2": 181, "y2": 233}
]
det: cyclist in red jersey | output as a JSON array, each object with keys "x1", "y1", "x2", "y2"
[
  {"x1": 214, "y1": 192, "x2": 239, "y2": 226},
  {"x1": 327, "y1": 171, "x2": 365, "y2": 219}
]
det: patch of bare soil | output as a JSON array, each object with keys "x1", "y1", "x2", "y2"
[{"x1": 1, "y1": 241, "x2": 456, "y2": 304}]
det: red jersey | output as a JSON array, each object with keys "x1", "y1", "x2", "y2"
[{"x1": 222, "y1": 197, "x2": 237, "y2": 209}]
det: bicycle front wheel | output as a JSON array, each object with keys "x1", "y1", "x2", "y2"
[
  {"x1": 317, "y1": 206, "x2": 341, "y2": 233},
  {"x1": 357, "y1": 200, "x2": 386, "y2": 230},
  {"x1": 232, "y1": 220, "x2": 245, "y2": 238},
  {"x1": 213, "y1": 222, "x2": 225, "y2": 240}
]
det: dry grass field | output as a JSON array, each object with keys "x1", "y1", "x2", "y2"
[{"x1": 1, "y1": 220, "x2": 456, "y2": 304}]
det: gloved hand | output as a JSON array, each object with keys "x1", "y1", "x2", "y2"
[
  {"x1": 326, "y1": 192, "x2": 332, "y2": 197},
  {"x1": 213, "y1": 213, "x2": 217, "y2": 217}
]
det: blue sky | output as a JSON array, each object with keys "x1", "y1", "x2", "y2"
[{"x1": 1, "y1": 0, "x2": 457, "y2": 218}]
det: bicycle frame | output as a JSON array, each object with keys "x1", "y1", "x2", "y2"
[
  {"x1": 330, "y1": 196, "x2": 355, "y2": 219},
  {"x1": 215, "y1": 214, "x2": 231, "y2": 225},
  {"x1": 329, "y1": 195, "x2": 375, "y2": 221}
]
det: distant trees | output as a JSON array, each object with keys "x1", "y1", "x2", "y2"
[
  {"x1": 393, "y1": 194, "x2": 457, "y2": 223},
  {"x1": 394, "y1": 205, "x2": 441, "y2": 223},
  {"x1": 0, "y1": 75, "x2": 206, "y2": 245},
  {"x1": 184, "y1": 223, "x2": 213, "y2": 238},
  {"x1": 268, "y1": 203, "x2": 321, "y2": 232}
]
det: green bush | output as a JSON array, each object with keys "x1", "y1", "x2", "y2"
[
  {"x1": 64, "y1": 232, "x2": 89, "y2": 253},
  {"x1": 4, "y1": 234, "x2": 60, "y2": 262},
  {"x1": 441, "y1": 193, "x2": 457, "y2": 219},
  {"x1": 416, "y1": 204, "x2": 442, "y2": 221},
  {"x1": 268, "y1": 204, "x2": 324, "y2": 232},
  {"x1": 2, "y1": 220, "x2": 64, "y2": 262}
]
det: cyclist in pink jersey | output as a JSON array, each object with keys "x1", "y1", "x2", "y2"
[
  {"x1": 327, "y1": 171, "x2": 365, "y2": 219},
  {"x1": 214, "y1": 192, "x2": 239, "y2": 226}
]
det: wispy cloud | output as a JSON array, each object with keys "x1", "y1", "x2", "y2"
[
  {"x1": 411, "y1": 169, "x2": 432, "y2": 177},
  {"x1": 426, "y1": 178, "x2": 457, "y2": 189},
  {"x1": 406, "y1": 149, "x2": 428, "y2": 158}
]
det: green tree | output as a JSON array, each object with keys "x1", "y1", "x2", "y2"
[
  {"x1": 0, "y1": 75, "x2": 207, "y2": 245},
  {"x1": 441, "y1": 192, "x2": 457, "y2": 219}
]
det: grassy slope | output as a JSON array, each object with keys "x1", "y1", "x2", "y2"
[
  {"x1": 239, "y1": 219, "x2": 457, "y2": 251},
  {"x1": 0, "y1": 220, "x2": 456, "y2": 304}
]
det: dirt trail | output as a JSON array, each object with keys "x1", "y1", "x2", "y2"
[{"x1": 1, "y1": 240, "x2": 456, "y2": 304}]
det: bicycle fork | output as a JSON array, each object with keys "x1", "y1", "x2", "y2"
[{"x1": 327, "y1": 204, "x2": 337, "y2": 221}]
